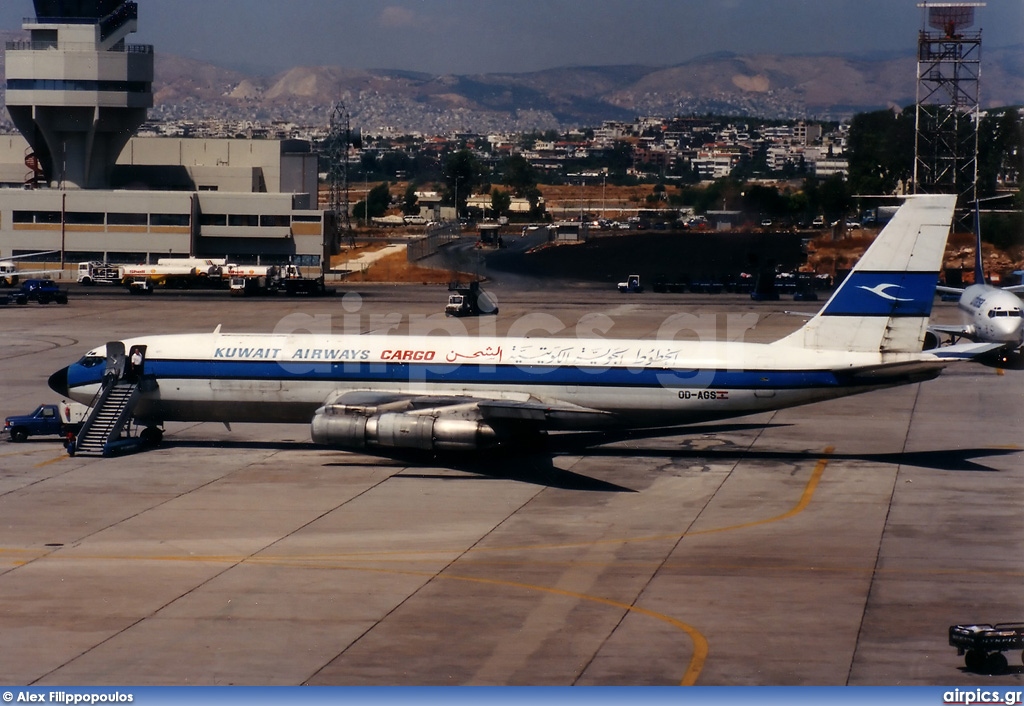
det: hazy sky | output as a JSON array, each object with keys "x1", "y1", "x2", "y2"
[{"x1": 2, "y1": 0, "x2": 1021, "y2": 76}]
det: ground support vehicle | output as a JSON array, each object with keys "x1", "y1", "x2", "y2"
[
  {"x1": 617, "y1": 274, "x2": 643, "y2": 293},
  {"x1": 949, "y1": 623, "x2": 1024, "y2": 674},
  {"x1": 126, "y1": 277, "x2": 154, "y2": 295},
  {"x1": 445, "y1": 281, "x2": 498, "y2": 317},
  {"x1": 226, "y1": 265, "x2": 281, "y2": 296},
  {"x1": 0, "y1": 263, "x2": 20, "y2": 287},
  {"x1": 21, "y1": 279, "x2": 68, "y2": 304},
  {"x1": 0, "y1": 291, "x2": 28, "y2": 305},
  {"x1": 4, "y1": 402, "x2": 88, "y2": 443},
  {"x1": 77, "y1": 261, "x2": 123, "y2": 285},
  {"x1": 282, "y1": 276, "x2": 327, "y2": 296},
  {"x1": 276, "y1": 266, "x2": 329, "y2": 296}
]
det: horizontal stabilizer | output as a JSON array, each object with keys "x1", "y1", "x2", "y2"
[{"x1": 929, "y1": 342, "x2": 1004, "y2": 359}]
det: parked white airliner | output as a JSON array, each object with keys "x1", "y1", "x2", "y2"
[
  {"x1": 930, "y1": 204, "x2": 1024, "y2": 363},
  {"x1": 48, "y1": 195, "x2": 994, "y2": 453}
]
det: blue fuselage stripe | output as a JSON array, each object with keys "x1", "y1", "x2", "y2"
[{"x1": 69, "y1": 358, "x2": 856, "y2": 390}]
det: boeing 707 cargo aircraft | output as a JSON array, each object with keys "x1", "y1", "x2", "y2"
[{"x1": 48, "y1": 194, "x2": 996, "y2": 454}]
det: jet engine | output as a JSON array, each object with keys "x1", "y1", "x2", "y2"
[{"x1": 310, "y1": 407, "x2": 499, "y2": 451}]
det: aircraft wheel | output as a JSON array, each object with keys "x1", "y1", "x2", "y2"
[
  {"x1": 985, "y1": 652, "x2": 1008, "y2": 674},
  {"x1": 140, "y1": 426, "x2": 163, "y2": 446},
  {"x1": 965, "y1": 650, "x2": 986, "y2": 672}
]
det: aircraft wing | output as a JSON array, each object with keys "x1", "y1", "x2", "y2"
[
  {"x1": 318, "y1": 389, "x2": 612, "y2": 426},
  {"x1": 1003, "y1": 284, "x2": 1024, "y2": 294},
  {"x1": 310, "y1": 389, "x2": 614, "y2": 449},
  {"x1": 9, "y1": 268, "x2": 57, "y2": 278},
  {"x1": 930, "y1": 323, "x2": 973, "y2": 339},
  {"x1": 2, "y1": 250, "x2": 57, "y2": 262},
  {"x1": 936, "y1": 285, "x2": 965, "y2": 295}
]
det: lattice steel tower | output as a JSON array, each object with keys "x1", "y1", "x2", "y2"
[
  {"x1": 327, "y1": 103, "x2": 352, "y2": 247},
  {"x1": 913, "y1": 2, "x2": 984, "y2": 208}
]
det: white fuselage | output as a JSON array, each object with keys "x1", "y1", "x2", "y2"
[{"x1": 57, "y1": 332, "x2": 944, "y2": 429}]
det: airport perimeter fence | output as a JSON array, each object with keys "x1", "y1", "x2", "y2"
[{"x1": 407, "y1": 222, "x2": 461, "y2": 262}]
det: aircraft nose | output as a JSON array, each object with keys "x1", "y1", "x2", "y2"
[
  {"x1": 48, "y1": 366, "x2": 69, "y2": 396},
  {"x1": 999, "y1": 318, "x2": 1024, "y2": 343}
]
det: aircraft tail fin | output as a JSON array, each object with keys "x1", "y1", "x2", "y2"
[
  {"x1": 972, "y1": 199, "x2": 986, "y2": 286},
  {"x1": 775, "y1": 194, "x2": 956, "y2": 353}
]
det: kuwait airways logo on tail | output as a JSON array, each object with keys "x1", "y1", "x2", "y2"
[
  {"x1": 856, "y1": 283, "x2": 914, "y2": 302},
  {"x1": 822, "y1": 271, "x2": 938, "y2": 317}
]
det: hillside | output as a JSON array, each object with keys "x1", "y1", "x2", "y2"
[
  {"x1": 2, "y1": 27, "x2": 1022, "y2": 132},
  {"x1": 145, "y1": 46, "x2": 1024, "y2": 132}
]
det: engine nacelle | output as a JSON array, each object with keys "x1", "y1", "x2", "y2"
[{"x1": 311, "y1": 408, "x2": 499, "y2": 451}]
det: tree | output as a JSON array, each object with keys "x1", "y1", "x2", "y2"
[
  {"x1": 743, "y1": 184, "x2": 788, "y2": 219},
  {"x1": 403, "y1": 182, "x2": 419, "y2": 216},
  {"x1": 354, "y1": 181, "x2": 391, "y2": 220},
  {"x1": 502, "y1": 154, "x2": 538, "y2": 198},
  {"x1": 442, "y1": 150, "x2": 484, "y2": 216},
  {"x1": 978, "y1": 108, "x2": 1023, "y2": 198},
  {"x1": 818, "y1": 174, "x2": 852, "y2": 224},
  {"x1": 847, "y1": 108, "x2": 914, "y2": 195},
  {"x1": 490, "y1": 189, "x2": 512, "y2": 219}
]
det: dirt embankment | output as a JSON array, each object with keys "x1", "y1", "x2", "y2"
[{"x1": 808, "y1": 230, "x2": 1024, "y2": 283}]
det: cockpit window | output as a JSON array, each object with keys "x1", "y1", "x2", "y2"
[{"x1": 78, "y1": 356, "x2": 105, "y2": 368}]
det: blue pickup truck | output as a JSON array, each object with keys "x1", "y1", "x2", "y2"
[
  {"x1": 4, "y1": 402, "x2": 87, "y2": 443},
  {"x1": 0, "y1": 279, "x2": 69, "y2": 306},
  {"x1": 21, "y1": 279, "x2": 69, "y2": 305}
]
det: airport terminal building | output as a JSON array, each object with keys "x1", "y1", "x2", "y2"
[{"x1": 0, "y1": 1, "x2": 335, "y2": 270}]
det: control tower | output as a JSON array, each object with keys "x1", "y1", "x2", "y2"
[{"x1": 4, "y1": 1, "x2": 153, "y2": 189}]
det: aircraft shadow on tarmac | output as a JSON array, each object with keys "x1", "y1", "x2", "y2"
[
  {"x1": 162, "y1": 438, "x2": 635, "y2": 492},
  {"x1": 572, "y1": 437, "x2": 1020, "y2": 474},
  {"x1": 162, "y1": 421, "x2": 1019, "y2": 491}
]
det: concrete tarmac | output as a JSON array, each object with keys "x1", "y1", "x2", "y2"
[{"x1": 0, "y1": 284, "x2": 1021, "y2": 685}]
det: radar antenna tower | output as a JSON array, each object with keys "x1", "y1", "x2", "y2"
[{"x1": 913, "y1": 2, "x2": 984, "y2": 214}]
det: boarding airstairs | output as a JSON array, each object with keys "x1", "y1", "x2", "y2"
[
  {"x1": 71, "y1": 341, "x2": 147, "y2": 457},
  {"x1": 73, "y1": 379, "x2": 141, "y2": 456}
]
